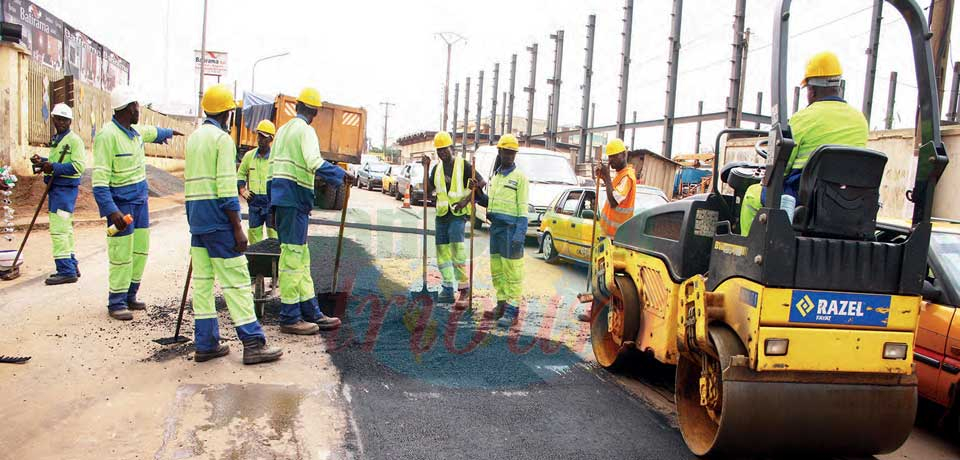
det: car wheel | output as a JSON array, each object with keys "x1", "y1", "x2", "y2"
[{"x1": 542, "y1": 232, "x2": 560, "y2": 264}]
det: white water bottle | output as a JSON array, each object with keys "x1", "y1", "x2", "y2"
[{"x1": 780, "y1": 194, "x2": 796, "y2": 222}]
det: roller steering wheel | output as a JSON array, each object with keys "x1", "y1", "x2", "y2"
[{"x1": 754, "y1": 139, "x2": 769, "y2": 159}]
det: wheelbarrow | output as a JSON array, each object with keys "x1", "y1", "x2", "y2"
[{"x1": 245, "y1": 238, "x2": 280, "y2": 319}]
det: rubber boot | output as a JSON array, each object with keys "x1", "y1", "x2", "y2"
[
  {"x1": 109, "y1": 308, "x2": 133, "y2": 321},
  {"x1": 194, "y1": 343, "x2": 230, "y2": 362},
  {"x1": 280, "y1": 320, "x2": 320, "y2": 335},
  {"x1": 242, "y1": 338, "x2": 283, "y2": 365},
  {"x1": 45, "y1": 273, "x2": 78, "y2": 285},
  {"x1": 437, "y1": 287, "x2": 455, "y2": 304},
  {"x1": 314, "y1": 314, "x2": 342, "y2": 331}
]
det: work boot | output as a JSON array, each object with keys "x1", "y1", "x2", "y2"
[
  {"x1": 109, "y1": 308, "x2": 133, "y2": 321},
  {"x1": 45, "y1": 273, "x2": 78, "y2": 285},
  {"x1": 314, "y1": 314, "x2": 342, "y2": 331},
  {"x1": 483, "y1": 301, "x2": 507, "y2": 320},
  {"x1": 194, "y1": 343, "x2": 230, "y2": 363},
  {"x1": 242, "y1": 338, "x2": 283, "y2": 365},
  {"x1": 127, "y1": 299, "x2": 147, "y2": 311},
  {"x1": 280, "y1": 320, "x2": 320, "y2": 335},
  {"x1": 497, "y1": 304, "x2": 519, "y2": 328},
  {"x1": 437, "y1": 287, "x2": 455, "y2": 304}
]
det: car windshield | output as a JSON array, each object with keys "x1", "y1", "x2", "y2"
[
  {"x1": 409, "y1": 164, "x2": 424, "y2": 178},
  {"x1": 516, "y1": 154, "x2": 577, "y2": 185},
  {"x1": 932, "y1": 232, "x2": 960, "y2": 292},
  {"x1": 369, "y1": 163, "x2": 390, "y2": 173}
]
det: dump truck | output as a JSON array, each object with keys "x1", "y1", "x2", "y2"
[
  {"x1": 233, "y1": 93, "x2": 367, "y2": 210},
  {"x1": 587, "y1": 0, "x2": 949, "y2": 456}
]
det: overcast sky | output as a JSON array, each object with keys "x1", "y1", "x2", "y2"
[{"x1": 36, "y1": 0, "x2": 960, "y2": 155}]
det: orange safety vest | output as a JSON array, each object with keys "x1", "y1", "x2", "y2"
[{"x1": 600, "y1": 165, "x2": 636, "y2": 237}]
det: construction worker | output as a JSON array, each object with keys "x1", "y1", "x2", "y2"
[
  {"x1": 421, "y1": 131, "x2": 482, "y2": 304},
  {"x1": 740, "y1": 51, "x2": 868, "y2": 235},
  {"x1": 30, "y1": 103, "x2": 84, "y2": 285},
  {"x1": 92, "y1": 87, "x2": 182, "y2": 320},
  {"x1": 238, "y1": 120, "x2": 277, "y2": 244},
  {"x1": 267, "y1": 87, "x2": 354, "y2": 335},
  {"x1": 463, "y1": 134, "x2": 528, "y2": 327},
  {"x1": 595, "y1": 138, "x2": 636, "y2": 239},
  {"x1": 184, "y1": 85, "x2": 282, "y2": 364}
]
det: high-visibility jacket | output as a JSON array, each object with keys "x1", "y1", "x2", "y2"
[
  {"x1": 237, "y1": 147, "x2": 271, "y2": 208},
  {"x1": 184, "y1": 119, "x2": 241, "y2": 235},
  {"x1": 45, "y1": 130, "x2": 85, "y2": 186},
  {"x1": 92, "y1": 118, "x2": 173, "y2": 218},
  {"x1": 600, "y1": 165, "x2": 636, "y2": 237},
  {"x1": 433, "y1": 155, "x2": 470, "y2": 217},
  {"x1": 267, "y1": 115, "x2": 344, "y2": 213},
  {"x1": 476, "y1": 165, "x2": 530, "y2": 244},
  {"x1": 785, "y1": 97, "x2": 868, "y2": 172}
]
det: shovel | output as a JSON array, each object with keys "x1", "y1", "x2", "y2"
[
  {"x1": 410, "y1": 158, "x2": 438, "y2": 302},
  {"x1": 319, "y1": 183, "x2": 352, "y2": 317},
  {"x1": 153, "y1": 259, "x2": 192, "y2": 345}
]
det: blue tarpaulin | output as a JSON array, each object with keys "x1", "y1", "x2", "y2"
[
  {"x1": 673, "y1": 167, "x2": 712, "y2": 195},
  {"x1": 242, "y1": 91, "x2": 275, "y2": 131}
]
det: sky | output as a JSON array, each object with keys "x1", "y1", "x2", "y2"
[{"x1": 35, "y1": 0, "x2": 960, "y2": 156}]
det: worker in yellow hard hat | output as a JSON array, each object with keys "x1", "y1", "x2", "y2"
[
  {"x1": 267, "y1": 87, "x2": 354, "y2": 335},
  {"x1": 595, "y1": 138, "x2": 636, "y2": 239},
  {"x1": 461, "y1": 134, "x2": 528, "y2": 327},
  {"x1": 421, "y1": 131, "x2": 484, "y2": 304},
  {"x1": 740, "y1": 51, "x2": 868, "y2": 236},
  {"x1": 238, "y1": 119, "x2": 277, "y2": 244}
]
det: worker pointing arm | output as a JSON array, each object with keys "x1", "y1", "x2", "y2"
[{"x1": 596, "y1": 139, "x2": 636, "y2": 239}]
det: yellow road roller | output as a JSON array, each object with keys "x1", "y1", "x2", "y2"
[{"x1": 588, "y1": 0, "x2": 949, "y2": 456}]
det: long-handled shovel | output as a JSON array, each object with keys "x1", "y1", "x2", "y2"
[
  {"x1": 410, "y1": 158, "x2": 438, "y2": 301},
  {"x1": 153, "y1": 259, "x2": 192, "y2": 345},
  {"x1": 2, "y1": 146, "x2": 70, "y2": 281},
  {"x1": 319, "y1": 183, "x2": 352, "y2": 317}
]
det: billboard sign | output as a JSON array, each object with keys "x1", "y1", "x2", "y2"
[{"x1": 194, "y1": 50, "x2": 228, "y2": 77}]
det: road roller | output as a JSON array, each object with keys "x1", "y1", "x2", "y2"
[{"x1": 588, "y1": 0, "x2": 949, "y2": 456}]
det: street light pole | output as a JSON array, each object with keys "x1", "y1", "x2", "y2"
[
  {"x1": 251, "y1": 52, "x2": 290, "y2": 93},
  {"x1": 435, "y1": 32, "x2": 466, "y2": 131}
]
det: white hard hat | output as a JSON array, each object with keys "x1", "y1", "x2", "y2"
[
  {"x1": 51, "y1": 103, "x2": 73, "y2": 120},
  {"x1": 110, "y1": 86, "x2": 138, "y2": 111}
]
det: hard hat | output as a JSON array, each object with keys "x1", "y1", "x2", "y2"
[
  {"x1": 201, "y1": 84, "x2": 237, "y2": 114},
  {"x1": 497, "y1": 134, "x2": 520, "y2": 152},
  {"x1": 297, "y1": 87, "x2": 322, "y2": 109},
  {"x1": 110, "y1": 86, "x2": 138, "y2": 111},
  {"x1": 434, "y1": 131, "x2": 453, "y2": 149},
  {"x1": 605, "y1": 138, "x2": 627, "y2": 157},
  {"x1": 256, "y1": 119, "x2": 276, "y2": 136},
  {"x1": 51, "y1": 103, "x2": 73, "y2": 120},
  {"x1": 802, "y1": 51, "x2": 843, "y2": 87}
]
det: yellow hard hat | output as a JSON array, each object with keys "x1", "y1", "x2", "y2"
[
  {"x1": 297, "y1": 87, "x2": 323, "y2": 109},
  {"x1": 434, "y1": 131, "x2": 453, "y2": 149},
  {"x1": 256, "y1": 120, "x2": 276, "y2": 136},
  {"x1": 497, "y1": 134, "x2": 520, "y2": 151},
  {"x1": 201, "y1": 84, "x2": 237, "y2": 114},
  {"x1": 605, "y1": 138, "x2": 627, "y2": 157},
  {"x1": 802, "y1": 51, "x2": 843, "y2": 87}
]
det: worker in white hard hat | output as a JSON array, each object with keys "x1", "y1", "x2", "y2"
[
  {"x1": 92, "y1": 87, "x2": 184, "y2": 320},
  {"x1": 29, "y1": 103, "x2": 85, "y2": 285}
]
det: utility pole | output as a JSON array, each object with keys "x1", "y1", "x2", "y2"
[
  {"x1": 452, "y1": 82, "x2": 460, "y2": 147},
  {"x1": 379, "y1": 102, "x2": 395, "y2": 159},
  {"x1": 435, "y1": 32, "x2": 466, "y2": 131},
  {"x1": 475, "y1": 71, "x2": 484, "y2": 151},
  {"x1": 694, "y1": 100, "x2": 703, "y2": 152},
  {"x1": 861, "y1": 0, "x2": 883, "y2": 123},
  {"x1": 196, "y1": 0, "x2": 208, "y2": 119},
  {"x1": 661, "y1": 0, "x2": 683, "y2": 158},
  {"x1": 507, "y1": 54, "x2": 517, "y2": 133},
  {"x1": 464, "y1": 77, "x2": 471, "y2": 155},
  {"x1": 524, "y1": 43, "x2": 539, "y2": 145},
  {"x1": 546, "y1": 31, "x2": 564, "y2": 150},
  {"x1": 616, "y1": 0, "x2": 634, "y2": 139},
  {"x1": 885, "y1": 71, "x2": 897, "y2": 130},
  {"x1": 725, "y1": 0, "x2": 746, "y2": 128},
  {"x1": 490, "y1": 63, "x2": 500, "y2": 144},
  {"x1": 579, "y1": 14, "x2": 597, "y2": 164}
]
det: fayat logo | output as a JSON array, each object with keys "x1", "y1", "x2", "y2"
[{"x1": 789, "y1": 290, "x2": 891, "y2": 327}]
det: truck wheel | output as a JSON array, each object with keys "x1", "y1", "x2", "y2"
[
  {"x1": 317, "y1": 183, "x2": 337, "y2": 210},
  {"x1": 332, "y1": 183, "x2": 346, "y2": 210}
]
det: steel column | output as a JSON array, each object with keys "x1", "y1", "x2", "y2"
[
  {"x1": 661, "y1": 0, "x2": 683, "y2": 158},
  {"x1": 524, "y1": 44, "x2": 538, "y2": 145},
  {"x1": 754, "y1": 92, "x2": 763, "y2": 129},
  {"x1": 616, "y1": 1, "x2": 634, "y2": 138},
  {"x1": 452, "y1": 83, "x2": 460, "y2": 147},
  {"x1": 630, "y1": 111, "x2": 637, "y2": 150},
  {"x1": 861, "y1": 0, "x2": 883, "y2": 123},
  {"x1": 475, "y1": 71, "x2": 484, "y2": 151},
  {"x1": 725, "y1": 0, "x2": 746, "y2": 128},
  {"x1": 546, "y1": 31, "x2": 565, "y2": 150},
  {"x1": 885, "y1": 71, "x2": 897, "y2": 130},
  {"x1": 507, "y1": 54, "x2": 517, "y2": 133},
  {"x1": 490, "y1": 63, "x2": 500, "y2": 144},
  {"x1": 579, "y1": 14, "x2": 597, "y2": 163},
  {"x1": 694, "y1": 100, "x2": 703, "y2": 152},
  {"x1": 792, "y1": 86, "x2": 801, "y2": 114},
  {"x1": 501, "y1": 91, "x2": 507, "y2": 134},
  {"x1": 948, "y1": 62, "x2": 960, "y2": 121},
  {"x1": 464, "y1": 77, "x2": 471, "y2": 155}
]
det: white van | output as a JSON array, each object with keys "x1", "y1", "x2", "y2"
[{"x1": 471, "y1": 145, "x2": 580, "y2": 236}]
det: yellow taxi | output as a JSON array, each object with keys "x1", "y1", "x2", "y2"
[
  {"x1": 876, "y1": 218, "x2": 960, "y2": 420},
  {"x1": 380, "y1": 165, "x2": 402, "y2": 196},
  {"x1": 536, "y1": 185, "x2": 668, "y2": 264}
]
